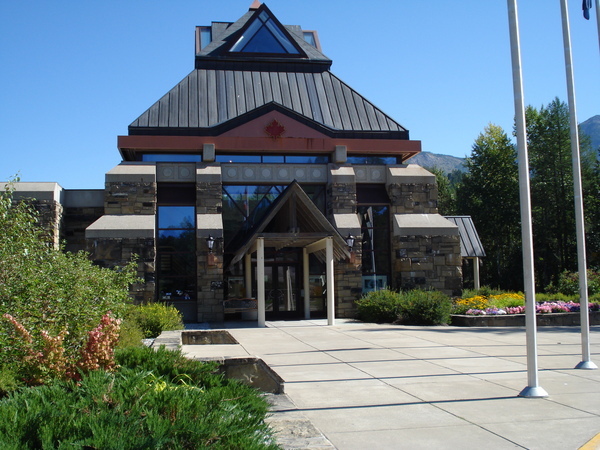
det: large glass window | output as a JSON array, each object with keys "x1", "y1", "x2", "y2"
[
  {"x1": 358, "y1": 185, "x2": 391, "y2": 292},
  {"x1": 142, "y1": 154, "x2": 201, "y2": 162},
  {"x1": 230, "y1": 10, "x2": 300, "y2": 54},
  {"x1": 156, "y1": 183, "x2": 196, "y2": 310},
  {"x1": 347, "y1": 156, "x2": 400, "y2": 165},
  {"x1": 222, "y1": 184, "x2": 326, "y2": 246},
  {"x1": 157, "y1": 205, "x2": 196, "y2": 301},
  {"x1": 215, "y1": 154, "x2": 329, "y2": 164}
]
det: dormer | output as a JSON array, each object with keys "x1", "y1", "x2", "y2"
[{"x1": 195, "y1": 3, "x2": 331, "y2": 72}]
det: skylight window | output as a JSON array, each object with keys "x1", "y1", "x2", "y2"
[{"x1": 230, "y1": 10, "x2": 300, "y2": 54}]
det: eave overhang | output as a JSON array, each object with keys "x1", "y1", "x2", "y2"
[{"x1": 117, "y1": 135, "x2": 421, "y2": 162}]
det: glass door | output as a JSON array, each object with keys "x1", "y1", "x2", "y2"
[{"x1": 264, "y1": 263, "x2": 301, "y2": 319}]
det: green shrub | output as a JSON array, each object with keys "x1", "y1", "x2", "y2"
[
  {"x1": 536, "y1": 292, "x2": 578, "y2": 303},
  {"x1": 0, "y1": 358, "x2": 278, "y2": 449},
  {"x1": 355, "y1": 289, "x2": 402, "y2": 323},
  {"x1": 546, "y1": 270, "x2": 600, "y2": 296},
  {"x1": 124, "y1": 302, "x2": 184, "y2": 339},
  {"x1": 0, "y1": 181, "x2": 138, "y2": 377},
  {"x1": 115, "y1": 318, "x2": 145, "y2": 349},
  {"x1": 397, "y1": 290, "x2": 452, "y2": 325},
  {"x1": 115, "y1": 345, "x2": 221, "y2": 388}
]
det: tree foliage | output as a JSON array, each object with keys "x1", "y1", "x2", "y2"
[
  {"x1": 526, "y1": 98, "x2": 598, "y2": 286},
  {"x1": 454, "y1": 99, "x2": 600, "y2": 292},
  {"x1": 429, "y1": 167, "x2": 457, "y2": 215},
  {"x1": 456, "y1": 124, "x2": 522, "y2": 290}
]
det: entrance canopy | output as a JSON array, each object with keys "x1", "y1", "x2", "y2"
[
  {"x1": 228, "y1": 181, "x2": 350, "y2": 267},
  {"x1": 227, "y1": 181, "x2": 351, "y2": 327}
]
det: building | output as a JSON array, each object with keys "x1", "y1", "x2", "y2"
[{"x1": 12, "y1": 3, "x2": 462, "y2": 323}]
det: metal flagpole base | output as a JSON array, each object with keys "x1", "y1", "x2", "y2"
[
  {"x1": 518, "y1": 386, "x2": 549, "y2": 398},
  {"x1": 575, "y1": 360, "x2": 598, "y2": 370}
]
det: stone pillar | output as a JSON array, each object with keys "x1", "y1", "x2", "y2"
[
  {"x1": 11, "y1": 182, "x2": 64, "y2": 249},
  {"x1": 104, "y1": 163, "x2": 156, "y2": 215},
  {"x1": 387, "y1": 166, "x2": 462, "y2": 296},
  {"x1": 326, "y1": 165, "x2": 362, "y2": 318},
  {"x1": 196, "y1": 164, "x2": 224, "y2": 322}
]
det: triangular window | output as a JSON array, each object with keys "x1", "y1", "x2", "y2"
[{"x1": 229, "y1": 10, "x2": 300, "y2": 54}]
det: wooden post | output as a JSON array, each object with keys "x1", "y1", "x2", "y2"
[
  {"x1": 326, "y1": 237, "x2": 335, "y2": 326},
  {"x1": 303, "y1": 247, "x2": 310, "y2": 319},
  {"x1": 257, "y1": 238, "x2": 265, "y2": 328}
]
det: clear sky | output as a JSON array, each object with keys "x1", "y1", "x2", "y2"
[{"x1": 1, "y1": 1, "x2": 598, "y2": 189}]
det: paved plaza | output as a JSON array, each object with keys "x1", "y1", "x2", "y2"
[{"x1": 178, "y1": 320, "x2": 600, "y2": 449}]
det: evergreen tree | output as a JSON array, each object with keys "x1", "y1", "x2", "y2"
[
  {"x1": 429, "y1": 167, "x2": 457, "y2": 215},
  {"x1": 526, "y1": 98, "x2": 597, "y2": 286},
  {"x1": 456, "y1": 124, "x2": 522, "y2": 290}
]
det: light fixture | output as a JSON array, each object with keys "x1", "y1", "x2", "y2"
[
  {"x1": 346, "y1": 234, "x2": 355, "y2": 251},
  {"x1": 206, "y1": 235, "x2": 215, "y2": 252}
]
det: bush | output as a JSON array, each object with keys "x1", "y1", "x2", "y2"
[
  {"x1": 397, "y1": 290, "x2": 452, "y2": 325},
  {"x1": 546, "y1": 270, "x2": 600, "y2": 296},
  {"x1": 115, "y1": 345, "x2": 221, "y2": 388},
  {"x1": 355, "y1": 289, "x2": 403, "y2": 323},
  {"x1": 0, "y1": 350, "x2": 278, "y2": 449},
  {"x1": 0, "y1": 181, "x2": 138, "y2": 387},
  {"x1": 124, "y1": 302, "x2": 184, "y2": 339},
  {"x1": 356, "y1": 289, "x2": 451, "y2": 325}
]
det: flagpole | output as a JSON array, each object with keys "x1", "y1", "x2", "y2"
[
  {"x1": 507, "y1": 0, "x2": 548, "y2": 398},
  {"x1": 596, "y1": 0, "x2": 600, "y2": 53},
  {"x1": 560, "y1": 0, "x2": 598, "y2": 370}
]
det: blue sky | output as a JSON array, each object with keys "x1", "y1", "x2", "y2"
[{"x1": 1, "y1": 1, "x2": 598, "y2": 189}]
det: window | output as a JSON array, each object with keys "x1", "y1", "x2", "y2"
[
  {"x1": 142, "y1": 154, "x2": 201, "y2": 162},
  {"x1": 215, "y1": 154, "x2": 329, "y2": 164},
  {"x1": 229, "y1": 10, "x2": 300, "y2": 54},
  {"x1": 156, "y1": 184, "x2": 196, "y2": 304},
  {"x1": 357, "y1": 185, "x2": 391, "y2": 292},
  {"x1": 221, "y1": 184, "x2": 326, "y2": 245},
  {"x1": 347, "y1": 156, "x2": 400, "y2": 165},
  {"x1": 199, "y1": 26, "x2": 211, "y2": 50}
]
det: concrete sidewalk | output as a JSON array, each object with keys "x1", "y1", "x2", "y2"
[{"x1": 181, "y1": 320, "x2": 600, "y2": 449}]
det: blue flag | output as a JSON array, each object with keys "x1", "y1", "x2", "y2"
[{"x1": 583, "y1": 0, "x2": 592, "y2": 19}]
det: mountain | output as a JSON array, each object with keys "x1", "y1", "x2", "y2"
[
  {"x1": 407, "y1": 151, "x2": 466, "y2": 174},
  {"x1": 407, "y1": 115, "x2": 597, "y2": 175},
  {"x1": 581, "y1": 115, "x2": 600, "y2": 152}
]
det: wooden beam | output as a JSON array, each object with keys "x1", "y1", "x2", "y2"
[{"x1": 305, "y1": 237, "x2": 328, "y2": 254}]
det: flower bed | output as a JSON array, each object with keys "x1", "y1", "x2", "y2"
[
  {"x1": 451, "y1": 297, "x2": 600, "y2": 327},
  {"x1": 451, "y1": 310, "x2": 600, "y2": 327}
]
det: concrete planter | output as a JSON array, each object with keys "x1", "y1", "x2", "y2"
[{"x1": 451, "y1": 311, "x2": 600, "y2": 327}]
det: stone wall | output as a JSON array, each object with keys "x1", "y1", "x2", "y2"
[
  {"x1": 334, "y1": 260, "x2": 363, "y2": 318},
  {"x1": 393, "y1": 234, "x2": 462, "y2": 296},
  {"x1": 28, "y1": 199, "x2": 63, "y2": 249},
  {"x1": 104, "y1": 182, "x2": 156, "y2": 215},
  {"x1": 387, "y1": 182, "x2": 438, "y2": 215}
]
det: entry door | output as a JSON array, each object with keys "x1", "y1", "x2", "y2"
[{"x1": 265, "y1": 264, "x2": 301, "y2": 318}]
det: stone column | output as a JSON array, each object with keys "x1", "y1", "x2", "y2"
[{"x1": 196, "y1": 164, "x2": 224, "y2": 322}]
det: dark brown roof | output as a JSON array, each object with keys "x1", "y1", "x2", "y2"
[
  {"x1": 128, "y1": 3, "x2": 410, "y2": 140},
  {"x1": 445, "y1": 216, "x2": 486, "y2": 258},
  {"x1": 129, "y1": 69, "x2": 408, "y2": 138}
]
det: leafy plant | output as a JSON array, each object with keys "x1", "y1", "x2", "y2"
[
  {"x1": 355, "y1": 289, "x2": 403, "y2": 323},
  {"x1": 0, "y1": 352, "x2": 278, "y2": 449},
  {"x1": 545, "y1": 270, "x2": 600, "y2": 296},
  {"x1": 124, "y1": 302, "x2": 184, "y2": 339},
  {"x1": 397, "y1": 290, "x2": 452, "y2": 325}
]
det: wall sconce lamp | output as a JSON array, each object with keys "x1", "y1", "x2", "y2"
[
  {"x1": 206, "y1": 235, "x2": 216, "y2": 253},
  {"x1": 206, "y1": 235, "x2": 217, "y2": 266},
  {"x1": 346, "y1": 234, "x2": 356, "y2": 264},
  {"x1": 346, "y1": 234, "x2": 355, "y2": 251}
]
